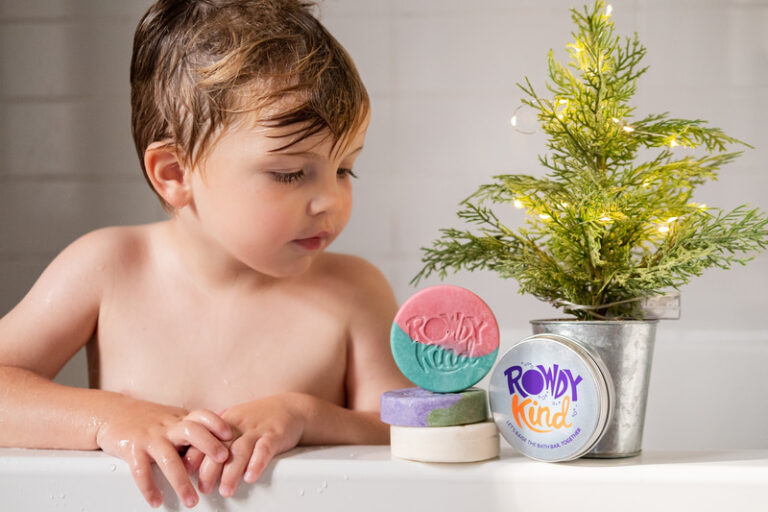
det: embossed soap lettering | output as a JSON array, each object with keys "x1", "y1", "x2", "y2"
[
  {"x1": 414, "y1": 342, "x2": 479, "y2": 374},
  {"x1": 405, "y1": 313, "x2": 488, "y2": 356}
]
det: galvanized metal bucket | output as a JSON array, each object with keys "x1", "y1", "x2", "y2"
[{"x1": 530, "y1": 319, "x2": 658, "y2": 458}]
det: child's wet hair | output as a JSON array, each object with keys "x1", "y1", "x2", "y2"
[{"x1": 130, "y1": 0, "x2": 369, "y2": 208}]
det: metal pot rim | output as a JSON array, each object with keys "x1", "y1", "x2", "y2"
[{"x1": 531, "y1": 318, "x2": 659, "y2": 325}]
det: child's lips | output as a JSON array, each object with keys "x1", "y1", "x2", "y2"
[{"x1": 293, "y1": 231, "x2": 330, "y2": 250}]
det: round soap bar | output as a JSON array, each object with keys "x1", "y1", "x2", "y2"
[
  {"x1": 380, "y1": 387, "x2": 488, "y2": 427},
  {"x1": 391, "y1": 285, "x2": 500, "y2": 393},
  {"x1": 390, "y1": 421, "x2": 500, "y2": 463}
]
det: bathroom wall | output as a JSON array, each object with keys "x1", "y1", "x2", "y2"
[{"x1": 1, "y1": 0, "x2": 766, "y2": 450}]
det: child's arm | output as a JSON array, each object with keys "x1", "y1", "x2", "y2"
[
  {"x1": 0, "y1": 229, "x2": 231, "y2": 508},
  {"x1": 189, "y1": 257, "x2": 411, "y2": 497}
]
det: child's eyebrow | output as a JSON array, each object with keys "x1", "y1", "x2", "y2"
[{"x1": 277, "y1": 145, "x2": 364, "y2": 159}]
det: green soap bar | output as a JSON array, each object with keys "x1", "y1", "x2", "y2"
[{"x1": 427, "y1": 388, "x2": 488, "y2": 427}]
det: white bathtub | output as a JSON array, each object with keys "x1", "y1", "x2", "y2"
[{"x1": 1, "y1": 445, "x2": 766, "y2": 511}]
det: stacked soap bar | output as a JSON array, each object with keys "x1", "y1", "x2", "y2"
[{"x1": 381, "y1": 285, "x2": 501, "y2": 463}]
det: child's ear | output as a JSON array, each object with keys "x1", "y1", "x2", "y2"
[{"x1": 143, "y1": 142, "x2": 192, "y2": 209}]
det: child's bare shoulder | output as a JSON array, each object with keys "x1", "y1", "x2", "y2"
[
  {"x1": 28, "y1": 224, "x2": 151, "y2": 288},
  {"x1": 0, "y1": 224, "x2": 156, "y2": 377},
  {"x1": 74, "y1": 223, "x2": 150, "y2": 259},
  {"x1": 313, "y1": 252, "x2": 394, "y2": 303},
  {"x1": 52, "y1": 224, "x2": 155, "y2": 283},
  {"x1": 310, "y1": 252, "x2": 398, "y2": 332}
]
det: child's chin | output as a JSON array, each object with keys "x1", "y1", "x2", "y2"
[{"x1": 258, "y1": 256, "x2": 317, "y2": 278}]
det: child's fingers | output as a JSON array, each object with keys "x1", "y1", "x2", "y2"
[
  {"x1": 244, "y1": 434, "x2": 277, "y2": 483},
  {"x1": 170, "y1": 420, "x2": 229, "y2": 463},
  {"x1": 197, "y1": 454, "x2": 224, "y2": 495},
  {"x1": 219, "y1": 436, "x2": 256, "y2": 497},
  {"x1": 147, "y1": 441, "x2": 199, "y2": 508},
  {"x1": 185, "y1": 409, "x2": 233, "y2": 441},
  {"x1": 127, "y1": 451, "x2": 164, "y2": 508},
  {"x1": 183, "y1": 446, "x2": 205, "y2": 475}
]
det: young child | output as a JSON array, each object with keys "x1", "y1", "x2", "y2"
[{"x1": 0, "y1": 0, "x2": 410, "y2": 508}]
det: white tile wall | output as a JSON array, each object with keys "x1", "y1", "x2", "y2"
[
  {"x1": 0, "y1": 21, "x2": 137, "y2": 98},
  {"x1": 1, "y1": 0, "x2": 767, "y2": 450},
  {"x1": 0, "y1": 1, "x2": 151, "y2": 20},
  {"x1": 0, "y1": 99, "x2": 137, "y2": 177}
]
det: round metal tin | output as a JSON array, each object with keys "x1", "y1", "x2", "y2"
[{"x1": 488, "y1": 333, "x2": 613, "y2": 461}]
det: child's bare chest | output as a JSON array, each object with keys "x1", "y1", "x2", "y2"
[{"x1": 90, "y1": 277, "x2": 349, "y2": 411}]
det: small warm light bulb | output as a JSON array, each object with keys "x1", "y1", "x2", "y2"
[
  {"x1": 667, "y1": 217, "x2": 678, "y2": 224},
  {"x1": 698, "y1": 203, "x2": 707, "y2": 210},
  {"x1": 612, "y1": 118, "x2": 620, "y2": 123},
  {"x1": 658, "y1": 224, "x2": 670, "y2": 233},
  {"x1": 599, "y1": 215, "x2": 612, "y2": 223},
  {"x1": 513, "y1": 198, "x2": 524, "y2": 209},
  {"x1": 560, "y1": 201, "x2": 569, "y2": 208},
  {"x1": 642, "y1": 180, "x2": 651, "y2": 188},
  {"x1": 569, "y1": 44, "x2": 582, "y2": 53},
  {"x1": 669, "y1": 138, "x2": 679, "y2": 147},
  {"x1": 559, "y1": 99, "x2": 568, "y2": 105},
  {"x1": 539, "y1": 213, "x2": 551, "y2": 221},
  {"x1": 510, "y1": 115, "x2": 518, "y2": 127},
  {"x1": 606, "y1": 5, "x2": 613, "y2": 17},
  {"x1": 622, "y1": 126, "x2": 635, "y2": 133}
]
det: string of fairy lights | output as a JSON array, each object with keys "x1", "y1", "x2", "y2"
[{"x1": 506, "y1": 3, "x2": 708, "y2": 237}]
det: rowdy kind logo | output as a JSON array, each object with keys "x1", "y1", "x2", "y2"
[
  {"x1": 405, "y1": 313, "x2": 487, "y2": 373},
  {"x1": 504, "y1": 364, "x2": 583, "y2": 433}
]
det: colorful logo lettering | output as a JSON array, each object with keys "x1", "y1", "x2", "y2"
[
  {"x1": 504, "y1": 364, "x2": 583, "y2": 433},
  {"x1": 406, "y1": 313, "x2": 487, "y2": 373}
]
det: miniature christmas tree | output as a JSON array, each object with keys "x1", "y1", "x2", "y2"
[{"x1": 414, "y1": 0, "x2": 768, "y2": 319}]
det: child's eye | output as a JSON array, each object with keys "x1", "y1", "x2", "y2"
[
  {"x1": 337, "y1": 168, "x2": 358, "y2": 179},
  {"x1": 272, "y1": 170, "x2": 305, "y2": 184}
]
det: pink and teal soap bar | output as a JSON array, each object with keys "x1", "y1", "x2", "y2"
[
  {"x1": 381, "y1": 387, "x2": 488, "y2": 427},
  {"x1": 390, "y1": 285, "x2": 500, "y2": 393}
]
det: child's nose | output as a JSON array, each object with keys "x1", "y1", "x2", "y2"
[{"x1": 307, "y1": 173, "x2": 346, "y2": 215}]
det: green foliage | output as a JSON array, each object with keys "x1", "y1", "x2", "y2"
[{"x1": 414, "y1": 0, "x2": 768, "y2": 319}]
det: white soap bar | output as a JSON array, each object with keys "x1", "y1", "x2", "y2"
[{"x1": 390, "y1": 420, "x2": 500, "y2": 463}]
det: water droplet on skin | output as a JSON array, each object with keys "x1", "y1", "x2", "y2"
[{"x1": 223, "y1": 379, "x2": 230, "y2": 386}]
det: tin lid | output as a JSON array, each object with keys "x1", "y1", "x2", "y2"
[{"x1": 488, "y1": 333, "x2": 613, "y2": 462}]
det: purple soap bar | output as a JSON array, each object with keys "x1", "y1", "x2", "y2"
[{"x1": 380, "y1": 387, "x2": 487, "y2": 427}]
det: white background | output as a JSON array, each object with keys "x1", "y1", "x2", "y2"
[{"x1": 1, "y1": 0, "x2": 766, "y2": 450}]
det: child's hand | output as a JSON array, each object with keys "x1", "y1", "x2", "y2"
[
  {"x1": 185, "y1": 393, "x2": 307, "y2": 498},
  {"x1": 95, "y1": 398, "x2": 232, "y2": 508}
]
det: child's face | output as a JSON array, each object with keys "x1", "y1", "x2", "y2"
[{"x1": 185, "y1": 114, "x2": 368, "y2": 278}]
